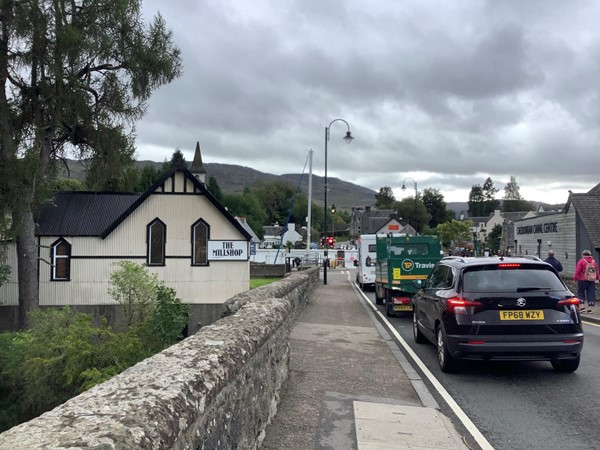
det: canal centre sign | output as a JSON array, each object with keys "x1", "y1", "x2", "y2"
[
  {"x1": 208, "y1": 240, "x2": 249, "y2": 260},
  {"x1": 516, "y1": 222, "x2": 559, "y2": 235}
]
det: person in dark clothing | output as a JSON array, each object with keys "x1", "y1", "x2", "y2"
[{"x1": 544, "y1": 250, "x2": 563, "y2": 273}]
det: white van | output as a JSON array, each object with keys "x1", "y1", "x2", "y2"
[{"x1": 355, "y1": 234, "x2": 377, "y2": 289}]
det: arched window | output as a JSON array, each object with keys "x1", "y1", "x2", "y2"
[
  {"x1": 51, "y1": 238, "x2": 71, "y2": 281},
  {"x1": 147, "y1": 219, "x2": 166, "y2": 266},
  {"x1": 192, "y1": 219, "x2": 209, "y2": 266}
]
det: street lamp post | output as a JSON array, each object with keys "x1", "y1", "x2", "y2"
[
  {"x1": 324, "y1": 119, "x2": 354, "y2": 285},
  {"x1": 401, "y1": 177, "x2": 418, "y2": 234}
]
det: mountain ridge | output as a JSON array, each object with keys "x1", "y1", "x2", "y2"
[{"x1": 63, "y1": 159, "x2": 561, "y2": 214}]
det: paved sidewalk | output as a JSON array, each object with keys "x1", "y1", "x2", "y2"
[
  {"x1": 579, "y1": 306, "x2": 600, "y2": 325},
  {"x1": 260, "y1": 269, "x2": 470, "y2": 450}
]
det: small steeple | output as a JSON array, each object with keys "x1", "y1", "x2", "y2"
[{"x1": 191, "y1": 141, "x2": 207, "y2": 183}]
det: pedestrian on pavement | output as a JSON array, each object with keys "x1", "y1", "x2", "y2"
[
  {"x1": 544, "y1": 250, "x2": 563, "y2": 273},
  {"x1": 573, "y1": 249, "x2": 599, "y2": 313}
]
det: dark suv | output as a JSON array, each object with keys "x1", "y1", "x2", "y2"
[{"x1": 412, "y1": 256, "x2": 583, "y2": 373}]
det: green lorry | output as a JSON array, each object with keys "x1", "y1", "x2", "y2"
[{"x1": 374, "y1": 234, "x2": 442, "y2": 317}]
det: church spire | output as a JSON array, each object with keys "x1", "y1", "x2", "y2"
[{"x1": 191, "y1": 141, "x2": 207, "y2": 183}]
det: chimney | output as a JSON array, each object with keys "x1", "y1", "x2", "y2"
[{"x1": 191, "y1": 141, "x2": 207, "y2": 183}]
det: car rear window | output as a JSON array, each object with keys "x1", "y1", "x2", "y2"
[{"x1": 462, "y1": 265, "x2": 566, "y2": 292}]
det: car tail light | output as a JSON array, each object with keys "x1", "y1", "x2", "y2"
[
  {"x1": 466, "y1": 340, "x2": 486, "y2": 345},
  {"x1": 557, "y1": 297, "x2": 581, "y2": 306},
  {"x1": 393, "y1": 296, "x2": 411, "y2": 305},
  {"x1": 447, "y1": 297, "x2": 482, "y2": 315},
  {"x1": 498, "y1": 263, "x2": 521, "y2": 268}
]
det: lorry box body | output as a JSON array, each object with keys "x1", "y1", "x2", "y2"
[{"x1": 375, "y1": 234, "x2": 442, "y2": 316}]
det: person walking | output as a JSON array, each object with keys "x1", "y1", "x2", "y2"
[
  {"x1": 573, "y1": 250, "x2": 599, "y2": 312},
  {"x1": 544, "y1": 250, "x2": 563, "y2": 273}
]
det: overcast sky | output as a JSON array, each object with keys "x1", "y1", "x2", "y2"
[{"x1": 137, "y1": 0, "x2": 600, "y2": 205}]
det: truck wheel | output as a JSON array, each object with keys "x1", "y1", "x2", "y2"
[
  {"x1": 375, "y1": 283, "x2": 384, "y2": 305},
  {"x1": 386, "y1": 302, "x2": 395, "y2": 317},
  {"x1": 385, "y1": 290, "x2": 394, "y2": 317}
]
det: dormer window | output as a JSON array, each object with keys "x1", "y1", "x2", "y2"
[{"x1": 147, "y1": 218, "x2": 166, "y2": 266}]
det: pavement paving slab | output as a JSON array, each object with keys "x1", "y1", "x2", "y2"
[{"x1": 260, "y1": 269, "x2": 470, "y2": 450}]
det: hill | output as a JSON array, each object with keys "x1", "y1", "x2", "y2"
[
  {"x1": 67, "y1": 159, "x2": 377, "y2": 211},
  {"x1": 62, "y1": 159, "x2": 562, "y2": 214}
]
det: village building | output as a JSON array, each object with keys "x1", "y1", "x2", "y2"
[
  {"x1": 510, "y1": 186, "x2": 600, "y2": 274},
  {"x1": 0, "y1": 143, "x2": 251, "y2": 334}
]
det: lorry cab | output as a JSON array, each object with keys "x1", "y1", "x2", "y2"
[{"x1": 356, "y1": 234, "x2": 377, "y2": 289}]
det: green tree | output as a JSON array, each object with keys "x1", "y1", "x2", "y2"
[
  {"x1": 206, "y1": 175, "x2": 224, "y2": 203},
  {"x1": 394, "y1": 197, "x2": 430, "y2": 234},
  {"x1": 503, "y1": 176, "x2": 532, "y2": 212},
  {"x1": 161, "y1": 148, "x2": 187, "y2": 173},
  {"x1": 0, "y1": 0, "x2": 182, "y2": 328},
  {"x1": 253, "y1": 180, "x2": 295, "y2": 225},
  {"x1": 482, "y1": 177, "x2": 500, "y2": 215},
  {"x1": 436, "y1": 220, "x2": 473, "y2": 249},
  {"x1": 50, "y1": 178, "x2": 86, "y2": 192},
  {"x1": 223, "y1": 188, "x2": 267, "y2": 239},
  {"x1": 468, "y1": 184, "x2": 485, "y2": 217},
  {"x1": 108, "y1": 261, "x2": 159, "y2": 328},
  {"x1": 0, "y1": 308, "x2": 150, "y2": 431},
  {"x1": 137, "y1": 284, "x2": 189, "y2": 353},
  {"x1": 84, "y1": 130, "x2": 140, "y2": 191},
  {"x1": 422, "y1": 188, "x2": 452, "y2": 227},
  {"x1": 375, "y1": 186, "x2": 396, "y2": 209},
  {"x1": 487, "y1": 224, "x2": 503, "y2": 253},
  {"x1": 135, "y1": 164, "x2": 163, "y2": 192}
]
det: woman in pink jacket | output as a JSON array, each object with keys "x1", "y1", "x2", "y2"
[{"x1": 573, "y1": 249, "x2": 599, "y2": 312}]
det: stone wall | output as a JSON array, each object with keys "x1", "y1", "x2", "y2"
[
  {"x1": 250, "y1": 262, "x2": 287, "y2": 278},
  {"x1": 0, "y1": 267, "x2": 319, "y2": 450}
]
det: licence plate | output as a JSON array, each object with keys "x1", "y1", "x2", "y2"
[
  {"x1": 394, "y1": 305, "x2": 413, "y2": 311},
  {"x1": 499, "y1": 310, "x2": 544, "y2": 320}
]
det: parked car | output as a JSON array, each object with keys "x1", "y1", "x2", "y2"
[
  {"x1": 412, "y1": 256, "x2": 583, "y2": 373},
  {"x1": 294, "y1": 241, "x2": 307, "y2": 249}
]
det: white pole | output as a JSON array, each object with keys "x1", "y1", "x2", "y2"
[{"x1": 306, "y1": 148, "x2": 313, "y2": 255}]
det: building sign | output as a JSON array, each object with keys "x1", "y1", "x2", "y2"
[
  {"x1": 516, "y1": 222, "x2": 559, "y2": 235},
  {"x1": 208, "y1": 240, "x2": 249, "y2": 260}
]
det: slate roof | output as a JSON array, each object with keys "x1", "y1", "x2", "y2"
[{"x1": 568, "y1": 192, "x2": 600, "y2": 249}]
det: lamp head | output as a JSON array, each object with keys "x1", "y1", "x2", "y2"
[
  {"x1": 343, "y1": 131, "x2": 354, "y2": 144},
  {"x1": 331, "y1": 204, "x2": 336, "y2": 213},
  {"x1": 401, "y1": 184, "x2": 406, "y2": 191}
]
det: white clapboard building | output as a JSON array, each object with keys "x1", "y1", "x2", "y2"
[{"x1": 0, "y1": 143, "x2": 251, "y2": 334}]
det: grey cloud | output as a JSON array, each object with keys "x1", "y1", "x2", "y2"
[{"x1": 137, "y1": 0, "x2": 600, "y2": 204}]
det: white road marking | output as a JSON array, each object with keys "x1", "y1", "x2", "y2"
[{"x1": 352, "y1": 280, "x2": 495, "y2": 450}]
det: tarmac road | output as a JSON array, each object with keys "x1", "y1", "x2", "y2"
[{"x1": 363, "y1": 288, "x2": 600, "y2": 450}]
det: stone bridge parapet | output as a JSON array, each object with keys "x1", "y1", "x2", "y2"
[{"x1": 0, "y1": 267, "x2": 319, "y2": 450}]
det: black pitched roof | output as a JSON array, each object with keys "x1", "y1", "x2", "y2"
[
  {"x1": 569, "y1": 193, "x2": 600, "y2": 249},
  {"x1": 38, "y1": 192, "x2": 140, "y2": 236},
  {"x1": 38, "y1": 167, "x2": 252, "y2": 241}
]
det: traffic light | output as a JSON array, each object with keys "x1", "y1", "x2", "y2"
[{"x1": 327, "y1": 237, "x2": 334, "y2": 248}]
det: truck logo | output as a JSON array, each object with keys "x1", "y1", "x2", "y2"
[{"x1": 402, "y1": 259, "x2": 414, "y2": 271}]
